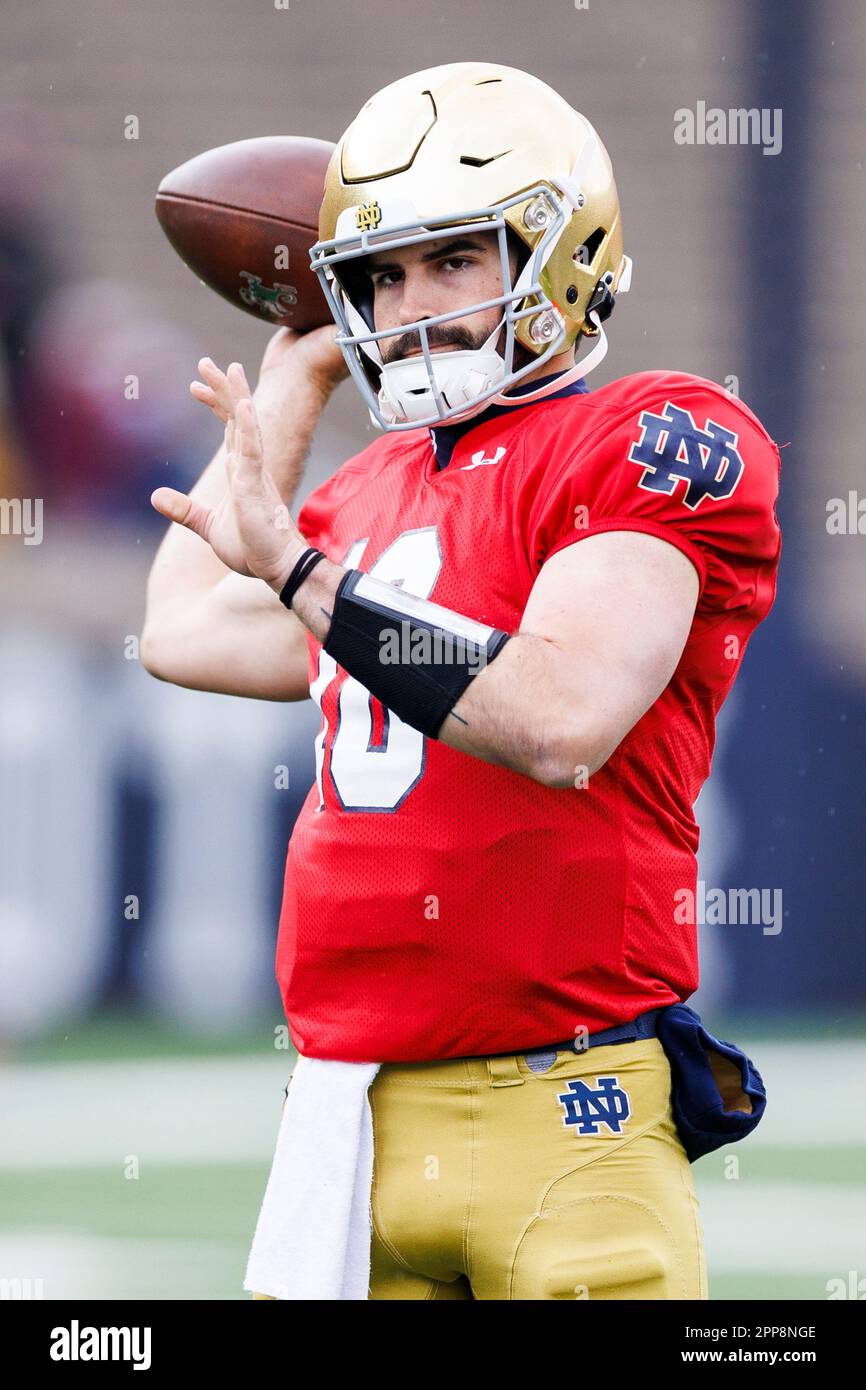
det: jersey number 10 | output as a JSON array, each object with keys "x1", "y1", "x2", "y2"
[{"x1": 311, "y1": 526, "x2": 442, "y2": 812}]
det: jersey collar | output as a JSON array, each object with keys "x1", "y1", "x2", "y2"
[{"x1": 428, "y1": 371, "x2": 590, "y2": 471}]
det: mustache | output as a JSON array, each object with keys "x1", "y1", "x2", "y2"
[{"x1": 381, "y1": 323, "x2": 482, "y2": 363}]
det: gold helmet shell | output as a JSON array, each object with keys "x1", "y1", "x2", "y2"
[{"x1": 318, "y1": 61, "x2": 629, "y2": 354}]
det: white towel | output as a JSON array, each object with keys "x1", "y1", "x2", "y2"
[{"x1": 243, "y1": 1055, "x2": 381, "y2": 1300}]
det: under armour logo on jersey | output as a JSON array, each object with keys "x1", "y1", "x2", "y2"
[
  {"x1": 557, "y1": 1076, "x2": 631, "y2": 1136},
  {"x1": 628, "y1": 401, "x2": 744, "y2": 510},
  {"x1": 460, "y1": 446, "x2": 507, "y2": 471}
]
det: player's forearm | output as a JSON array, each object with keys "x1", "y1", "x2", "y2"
[
  {"x1": 279, "y1": 553, "x2": 613, "y2": 788},
  {"x1": 142, "y1": 572, "x2": 312, "y2": 701},
  {"x1": 437, "y1": 631, "x2": 613, "y2": 786}
]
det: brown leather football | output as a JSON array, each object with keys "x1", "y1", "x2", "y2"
[{"x1": 155, "y1": 136, "x2": 335, "y2": 331}]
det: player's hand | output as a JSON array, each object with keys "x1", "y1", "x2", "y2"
[
  {"x1": 150, "y1": 359, "x2": 306, "y2": 589},
  {"x1": 257, "y1": 324, "x2": 350, "y2": 396}
]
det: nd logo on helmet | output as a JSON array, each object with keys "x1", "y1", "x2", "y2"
[{"x1": 354, "y1": 200, "x2": 383, "y2": 231}]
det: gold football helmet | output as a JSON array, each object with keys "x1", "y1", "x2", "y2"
[{"x1": 310, "y1": 61, "x2": 632, "y2": 431}]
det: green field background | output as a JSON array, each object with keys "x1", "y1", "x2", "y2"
[{"x1": 1, "y1": 1011, "x2": 863, "y2": 1301}]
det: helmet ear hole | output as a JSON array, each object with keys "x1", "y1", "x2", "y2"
[{"x1": 572, "y1": 226, "x2": 606, "y2": 268}]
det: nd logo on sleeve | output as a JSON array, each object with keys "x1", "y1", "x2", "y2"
[
  {"x1": 628, "y1": 401, "x2": 745, "y2": 510},
  {"x1": 557, "y1": 1076, "x2": 631, "y2": 1136}
]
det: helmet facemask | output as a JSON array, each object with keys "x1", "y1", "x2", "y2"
[{"x1": 310, "y1": 183, "x2": 582, "y2": 432}]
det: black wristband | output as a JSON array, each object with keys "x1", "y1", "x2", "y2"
[
  {"x1": 322, "y1": 568, "x2": 511, "y2": 739},
  {"x1": 279, "y1": 548, "x2": 326, "y2": 610}
]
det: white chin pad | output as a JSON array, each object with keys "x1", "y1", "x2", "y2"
[{"x1": 378, "y1": 320, "x2": 506, "y2": 424}]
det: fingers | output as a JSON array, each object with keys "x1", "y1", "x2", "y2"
[
  {"x1": 224, "y1": 416, "x2": 238, "y2": 485},
  {"x1": 226, "y1": 360, "x2": 252, "y2": 402},
  {"x1": 150, "y1": 486, "x2": 212, "y2": 541},
  {"x1": 190, "y1": 357, "x2": 252, "y2": 424},
  {"x1": 222, "y1": 396, "x2": 264, "y2": 500},
  {"x1": 190, "y1": 358, "x2": 232, "y2": 423},
  {"x1": 187, "y1": 357, "x2": 263, "y2": 490},
  {"x1": 190, "y1": 386, "x2": 229, "y2": 424},
  {"x1": 232, "y1": 397, "x2": 264, "y2": 479},
  {"x1": 189, "y1": 380, "x2": 228, "y2": 424}
]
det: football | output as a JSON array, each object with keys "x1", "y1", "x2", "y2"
[{"x1": 155, "y1": 135, "x2": 335, "y2": 331}]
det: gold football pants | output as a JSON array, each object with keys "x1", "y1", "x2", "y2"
[{"x1": 252, "y1": 1036, "x2": 707, "y2": 1300}]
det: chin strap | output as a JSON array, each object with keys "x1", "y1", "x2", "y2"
[
  {"x1": 487, "y1": 308, "x2": 610, "y2": 409},
  {"x1": 482, "y1": 249, "x2": 633, "y2": 413}
]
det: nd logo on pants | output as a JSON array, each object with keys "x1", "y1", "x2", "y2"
[{"x1": 253, "y1": 1037, "x2": 707, "y2": 1301}]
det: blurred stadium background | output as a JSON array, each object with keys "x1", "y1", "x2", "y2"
[{"x1": 1, "y1": 0, "x2": 863, "y2": 1300}]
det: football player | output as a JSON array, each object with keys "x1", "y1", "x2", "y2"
[{"x1": 143, "y1": 62, "x2": 781, "y2": 1299}]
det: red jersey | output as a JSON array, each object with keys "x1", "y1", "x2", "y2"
[{"x1": 276, "y1": 370, "x2": 782, "y2": 1062}]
